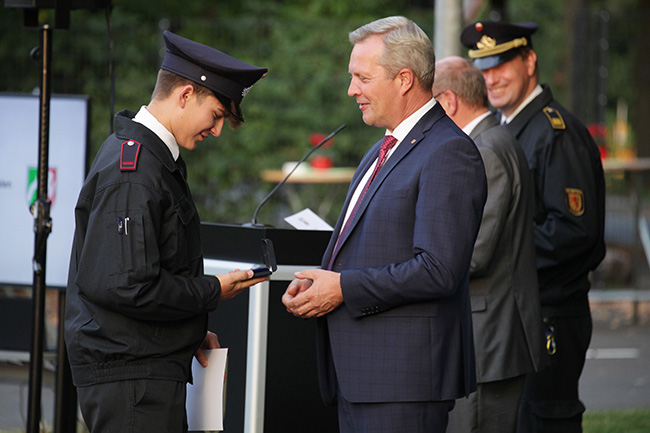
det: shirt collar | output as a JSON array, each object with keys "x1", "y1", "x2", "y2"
[
  {"x1": 502, "y1": 84, "x2": 543, "y2": 124},
  {"x1": 388, "y1": 98, "x2": 437, "y2": 142},
  {"x1": 133, "y1": 106, "x2": 180, "y2": 160},
  {"x1": 463, "y1": 110, "x2": 492, "y2": 135}
]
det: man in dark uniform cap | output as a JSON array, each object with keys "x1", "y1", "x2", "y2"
[
  {"x1": 460, "y1": 21, "x2": 606, "y2": 433},
  {"x1": 65, "y1": 30, "x2": 268, "y2": 433}
]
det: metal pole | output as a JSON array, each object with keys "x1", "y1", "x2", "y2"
[
  {"x1": 27, "y1": 24, "x2": 53, "y2": 433},
  {"x1": 54, "y1": 291, "x2": 78, "y2": 433},
  {"x1": 597, "y1": 10, "x2": 610, "y2": 127},
  {"x1": 434, "y1": 0, "x2": 463, "y2": 60},
  {"x1": 244, "y1": 280, "x2": 270, "y2": 433}
]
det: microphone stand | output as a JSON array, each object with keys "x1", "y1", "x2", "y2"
[
  {"x1": 27, "y1": 24, "x2": 53, "y2": 433},
  {"x1": 249, "y1": 124, "x2": 346, "y2": 226},
  {"x1": 6, "y1": 4, "x2": 110, "y2": 433}
]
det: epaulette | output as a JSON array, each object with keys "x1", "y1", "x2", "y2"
[
  {"x1": 120, "y1": 139, "x2": 142, "y2": 171},
  {"x1": 543, "y1": 107, "x2": 566, "y2": 130}
]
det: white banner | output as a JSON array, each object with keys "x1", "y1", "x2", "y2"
[{"x1": 0, "y1": 93, "x2": 88, "y2": 288}]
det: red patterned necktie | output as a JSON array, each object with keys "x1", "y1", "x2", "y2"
[{"x1": 327, "y1": 135, "x2": 398, "y2": 270}]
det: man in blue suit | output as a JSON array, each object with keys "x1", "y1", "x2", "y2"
[{"x1": 282, "y1": 16, "x2": 487, "y2": 433}]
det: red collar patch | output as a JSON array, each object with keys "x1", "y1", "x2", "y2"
[{"x1": 120, "y1": 140, "x2": 142, "y2": 171}]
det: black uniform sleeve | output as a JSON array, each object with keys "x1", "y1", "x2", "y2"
[
  {"x1": 529, "y1": 118, "x2": 604, "y2": 273},
  {"x1": 74, "y1": 180, "x2": 221, "y2": 322}
]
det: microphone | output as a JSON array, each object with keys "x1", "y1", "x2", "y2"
[{"x1": 248, "y1": 124, "x2": 346, "y2": 226}]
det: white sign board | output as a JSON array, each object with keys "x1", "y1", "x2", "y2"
[{"x1": 0, "y1": 93, "x2": 89, "y2": 288}]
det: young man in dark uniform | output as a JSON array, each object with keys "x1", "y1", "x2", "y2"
[
  {"x1": 460, "y1": 21, "x2": 606, "y2": 433},
  {"x1": 65, "y1": 31, "x2": 268, "y2": 433}
]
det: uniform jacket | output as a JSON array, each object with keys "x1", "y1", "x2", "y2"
[
  {"x1": 468, "y1": 114, "x2": 548, "y2": 383},
  {"x1": 317, "y1": 103, "x2": 487, "y2": 405},
  {"x1": 65, "y1": 110, "x2": 221, "y2": 387},
  {"x1": 505, "y1": 85, "x2": 606, "y2": 316}
]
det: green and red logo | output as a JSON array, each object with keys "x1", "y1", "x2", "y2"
[{"x1": 26, "y1": 167, "x2": 57, "y2": 209}]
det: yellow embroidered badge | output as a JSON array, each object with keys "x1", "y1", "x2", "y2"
[
  {"x1": 543, "y1": 107, "x2": 566, "y2": 130},
  {"x1": 565, "y1": 188, "x2": 585, "y2": 216}
]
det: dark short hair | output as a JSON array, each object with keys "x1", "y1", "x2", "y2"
[
  {"x1": 152, "y1": 69, "x2": 213, "y2": 101},
  {"x1": 151, "y1": 69, "x2": 242, "y2": 129}
]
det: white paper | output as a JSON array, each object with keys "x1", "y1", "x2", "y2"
[
  {"x1": 186, "y1": 348, "x2": 228, "y2": 432},
  {"x1": 284, "y1": 208, "x2": 334, "y2": 231}
]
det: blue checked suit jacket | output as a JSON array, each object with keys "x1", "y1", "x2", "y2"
[{"x1": 317, "y1": 103, "x2": 487, "y2": 405}]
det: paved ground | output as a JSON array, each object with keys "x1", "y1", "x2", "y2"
[{"x1": 581, "y1": 322, "x2": 650, "y2": 411}]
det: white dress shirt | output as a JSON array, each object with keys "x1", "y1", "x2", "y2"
[{"x1": 133, "y1": 106, "x2": 181, "y2": 161}]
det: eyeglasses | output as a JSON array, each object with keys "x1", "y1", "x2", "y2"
[{"x1": 433, "y1": 90, "x2": 447, "y2": 99}]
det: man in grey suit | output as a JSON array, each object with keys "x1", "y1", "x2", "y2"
[
  {"x1": 433, "y1": 56, "x2": 548, "y2": 433},
  {"x1": 282, "y1": 18, "x2": 487, "y2": 433}
]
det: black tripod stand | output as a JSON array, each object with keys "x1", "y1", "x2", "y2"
[{"x1": 3, "y1": 2, "x2": 110, "y2": 432}]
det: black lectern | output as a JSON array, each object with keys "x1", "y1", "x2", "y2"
[{"x1": 200, "y1": 223, "x2": 338, "y2": 433}]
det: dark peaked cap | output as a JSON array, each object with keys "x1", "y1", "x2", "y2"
[
  {"x1": 460, "y1": 21, "x2": 537, "y2": 71},
  {"x1": 161, "y1": 30, "x2": 267, "y2": 122}
]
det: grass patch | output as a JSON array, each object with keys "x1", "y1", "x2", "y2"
[
  {"x1": 2, "y1": 409, "x2": 649, "y2": 433},
  {"x1": 584, "y1": 409, "x2": 650, "y2": 433}
]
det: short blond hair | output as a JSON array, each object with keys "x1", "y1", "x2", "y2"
[{"x1": 349, "y1": 16, "x2": 435, "y2": 90}]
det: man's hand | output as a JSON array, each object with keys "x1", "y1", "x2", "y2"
[
  {"x1": 282, "y1": 277, "x2": 313, "y2": 312},
  {"x1": 281, "y1": 269, "x2": 343, "y2": 319},
  {"x1": 217, "y1": 269, "x2": 269, "y2": 301},
  {"x1": 194, "y1": 331, "x2": 220, "y2": 367}
]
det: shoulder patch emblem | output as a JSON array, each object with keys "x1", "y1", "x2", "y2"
[
  {"x1": 120, "y1": 140, "x2": 142, "y2": 171},
  {"x1": 543, "y1": 107, "x2": 566, "y2": 130},
  {"x1": 565, "y1": 188, "x2": 585, "y2": 216}
]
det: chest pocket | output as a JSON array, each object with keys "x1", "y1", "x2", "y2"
[
  {"x1": 101, "y1": 210, "x2": 147, "y2": 280},
  {"x1": 168, "y1": 180, "x2": 202, "y2": 271},
  {"x1": 374, "y1": 187, "x2": 410, "y2": 201},
  {"x1": 175, "y1": 194, "x2": 196, "y2": 226}
]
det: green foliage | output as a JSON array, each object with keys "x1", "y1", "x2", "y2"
[
  {"x1": 1, "y1": 1, "x2": 434, "y2": 226},
  {"x1": 0, "y1": 0, "x2": 642, "y2": 224},
  {"x1": 474, "y1": 1, "x2": 643, "y2": 155}
]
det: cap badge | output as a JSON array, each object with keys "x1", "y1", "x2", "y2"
[
  {"x1": 241, "y1": 85, "x2": 253, "y2": 97},
  {"x1": 475, "y1": 22, "x2": 484, "y2": 31},
  {"x1": 200, "y1": 75, "x2": 207, "y2": 82},
  {"x1": 468, "y1": 36, "x2": 528, "y2": 59},
  {"x1": 476, "y1": 35, "x2": 497, "y2": 50}
]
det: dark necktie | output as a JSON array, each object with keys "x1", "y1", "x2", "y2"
[
  {"x1": 176, "y1": 154, "x2": 187, "y2": 179},
  {"x1": 327, "y1": 135, "x2": 398, "y2": 270}
]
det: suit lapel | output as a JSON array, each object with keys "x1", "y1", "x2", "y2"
[
  {"x1": 325, "y1": 104, "x2": 445, "y2": 265},
  {"x1": 360, "y1": 103, "x2": 444, "y2": 207},
  {"x1": 322, "y1": 140, "x2": 382, "y2": 266}
]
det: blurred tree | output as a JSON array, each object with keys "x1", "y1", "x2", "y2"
[
  {"x1": 1, "y1": 0, "x2": 646, "y2": 228},
  {"x1": 631, "y1": 0, "x2": 650, "y2": 157}
]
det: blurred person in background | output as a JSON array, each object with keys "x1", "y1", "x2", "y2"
[
  {"x1": 461, "y1": 20, "x2": 606, "y2": 433},
  {"x1": 433, "y1": 55, "x2": 548, "y2": 433}
]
